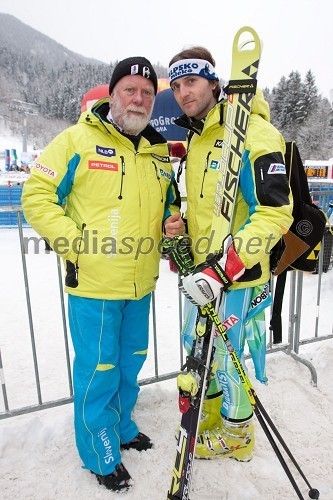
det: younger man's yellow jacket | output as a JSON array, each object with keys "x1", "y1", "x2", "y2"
[{"x1": 176, "y1": 89, "x2": 293, "y2": 288}]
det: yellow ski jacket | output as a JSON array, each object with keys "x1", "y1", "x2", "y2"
[
  {"x1": 176, "y1": 89, "x2": 293, "y2": 288},
  {"x1": 22, "y1": 99, "x2": 180, "y2": 299}
]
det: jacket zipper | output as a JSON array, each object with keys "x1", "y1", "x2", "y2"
[
  {"x1": 118, "y1": 156, "x2": 125, "y2": 200},
  {"x1": 71, "y1": 222, "x2": 86, "y2": 286},
  {"x1": 152, "y1": 161, "x2": 164, "y2": 203},
  {"x1": 200, "y1": 151, "x2": 211, "y2": 198},
  {"x1": 176, "y1": 155, "x2": 187, "y2": 183},
  {"x1": 260, "y1": 167, "x2": 266, "y2": 202}
]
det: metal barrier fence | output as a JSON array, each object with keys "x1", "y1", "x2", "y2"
[
  {"x1": 0, "y1": 205, "x2": 332, "y2": 420},
  {"x1": 309, "y1": 180, "x2": 333, "y2": 214},
  {"x1": 0, "y1": 186, "x2": 29, "y2": 227}
]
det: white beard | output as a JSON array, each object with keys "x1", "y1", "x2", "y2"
[{"x1": 110, "y1": 98, "x2": 152, "y2": 136}]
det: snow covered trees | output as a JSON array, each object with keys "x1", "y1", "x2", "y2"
[{"x1": 268, "y1": 70, "x2": 333, "y2": 159}]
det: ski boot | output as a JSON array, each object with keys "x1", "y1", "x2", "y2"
[
  {"x1": 198, "y1": 392, "x2": 223, "y2": 434},
  {"x1": 198, "y1": 376, "x2": 223, "y2": 434},
  {"x1": 196, "y1": 416, "x2": 254, "y2": 462}
]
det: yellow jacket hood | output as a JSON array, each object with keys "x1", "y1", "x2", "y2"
[{"x1": 251, "y1": 88, "x2": 270, "y2": 122}]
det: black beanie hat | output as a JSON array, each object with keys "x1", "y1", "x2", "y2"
[{"x1": 109, "y1": 56, "x2": 158, "y2": 95}]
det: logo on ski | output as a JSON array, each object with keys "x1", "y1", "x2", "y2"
[
  {"x1": 213, "y1": 91, "x2": 252, "y2": 223},
  {"x1": 168, "y1": 425, "x2": 189, "y2": 498}
]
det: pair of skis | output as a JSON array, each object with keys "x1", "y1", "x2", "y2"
[
  {"x1": 165, "y1": 235, "x2": 319, "y2": 499},
  {"x1": 165, "y1": 26, "x2": 319, "y2": 500},
  {"x1": 166, "y1": 26, "x2": 261, "y2": 500},
  {"x1": 165, "y1": 236, "x2": 319, "y2": 500}
]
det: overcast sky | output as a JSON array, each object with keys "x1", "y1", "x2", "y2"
[{"x1": 0, "y1": 0, "x2": 332, "y2": 100}]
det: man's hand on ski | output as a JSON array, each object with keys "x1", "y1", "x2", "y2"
[{"x1": 179, "y1": 235, "x2": 245, "y2": 306}]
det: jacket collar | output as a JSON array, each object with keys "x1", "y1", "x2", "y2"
[
  {"x1": 174, "y1": 101, "x2": 224, "y2": 136},
  {"x1": 79, "y1": 98, "x2": 167, "y2": 147}
]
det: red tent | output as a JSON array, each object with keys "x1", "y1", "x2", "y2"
[{"x1": 81, "y1": 85, "x2": 109, "y2": 112}]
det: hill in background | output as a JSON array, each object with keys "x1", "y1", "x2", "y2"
[
  {"x1": 0, "y1": 13, "x2": 331, "y2": 159},
  {"x1": 0, "y1": 13, "x2": 167, "y2": 149}
]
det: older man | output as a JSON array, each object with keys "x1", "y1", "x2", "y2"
[{"x1": 22, "y1": 56, "x2": 184, "y2": 492}]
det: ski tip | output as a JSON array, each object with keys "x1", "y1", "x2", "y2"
[{"x1": 233, "y1": 26, "x2": 262, "y2": 57}]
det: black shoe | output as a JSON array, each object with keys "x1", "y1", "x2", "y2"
[
  {"x1": 121, "y1": 432, "x2": 153, "y2": 451},
  {"x1": 92, "y1": 463, "x2": 133, "y2": 492}
]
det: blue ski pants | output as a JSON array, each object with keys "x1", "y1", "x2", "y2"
[
  {"x1": 68, "y1": 293, "x2": 151, "y2": 475},
  {"x1": 182, "y1": 284, "x2": 270, "y2": 421}
]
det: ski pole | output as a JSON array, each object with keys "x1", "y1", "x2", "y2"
[
  {"x1": 164, "y1": 235, "x2": 320, "y2": 499},
  {"x1": 204, "y1": 300, "x2": 320, "y2": 499},
  {"x1": 254, "y1": 406, "x2": 305, "y2": 500},
  {"x1": 254, "y1": 395, "x2": 320, "y2": 499}
]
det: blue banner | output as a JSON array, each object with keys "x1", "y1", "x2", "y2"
[{"x1": 150, "y1": 89, "x2": 186, "y2": 141}]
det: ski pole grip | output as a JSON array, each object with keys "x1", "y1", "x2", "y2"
[{"x1": 162, "y1": 235, "x2": 195, "y2": 276}]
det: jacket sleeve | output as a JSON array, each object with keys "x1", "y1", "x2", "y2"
[
  {"x1": 163, "y1": 169, "x2": 182, "y2": 221},
  {"x1": 21, "y1": 130, "x2": 82, "y2": 263},
  {"x1": 235, "y1": 118, "x2": 293, "y2": 269}
]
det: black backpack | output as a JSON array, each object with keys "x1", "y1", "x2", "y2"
[{"x1": 269, "y1": 141, "x2": 327, "y2": 343}]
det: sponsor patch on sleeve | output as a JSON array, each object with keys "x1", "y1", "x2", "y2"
[
  {"x1": 33, "y1": 163, "x2": 58, "y2": 178},
  {"x1": 267, "y1": 163, "x2": 286, "y2": 174}
]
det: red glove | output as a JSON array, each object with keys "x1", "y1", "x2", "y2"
[{"x1": 180, "y1": 235, "x2": 245, "y2": 306}]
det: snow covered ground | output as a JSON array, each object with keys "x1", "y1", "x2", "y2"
[
  {"x1": 0, "y1": 225, "x2": 333, "y2": 500},
  {"x1": 0, "y1": 126, "x2": 333, "y2": 498}
]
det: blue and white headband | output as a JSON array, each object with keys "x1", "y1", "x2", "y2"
[{"x1": 168, "y1": 58, "x2": 219, "y2": 85}]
